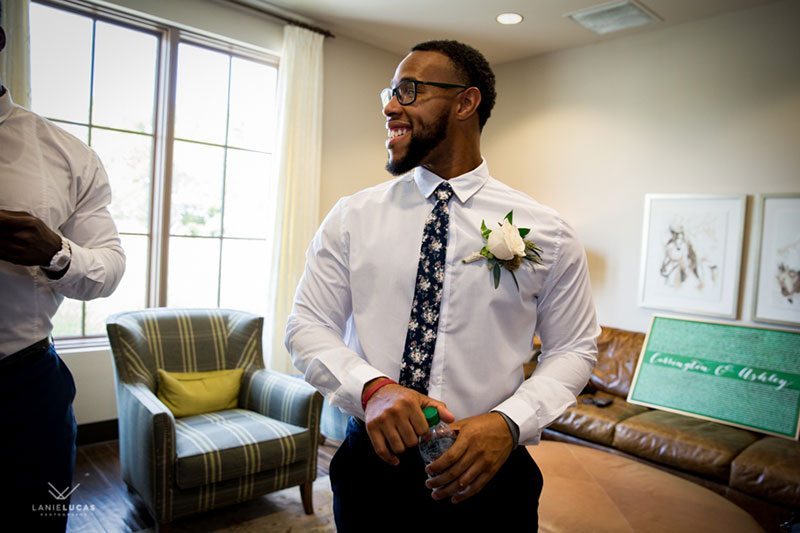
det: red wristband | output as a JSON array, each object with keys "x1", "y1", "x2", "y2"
[{"x1": 361, "y1": 377, "x2": 396, "y2": 410}]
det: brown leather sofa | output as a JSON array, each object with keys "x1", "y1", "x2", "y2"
[{"x1": 537, "y1": 326, "x2": 799, "y2": 531}]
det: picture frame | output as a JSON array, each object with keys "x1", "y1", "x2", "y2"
[
  {"x1": 752, "y1": 193, "x2": 800, "y2": 327},
  {"x1": 638, "y1": 194, "x2": 746, "y2": 318}
]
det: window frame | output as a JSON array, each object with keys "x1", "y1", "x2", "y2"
[{"x1": 34, "y1": 0, "x2": 280, "y2": 348}]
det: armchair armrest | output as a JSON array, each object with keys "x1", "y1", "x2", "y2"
[
  {"x1": 241, "y1": 369, "x2": 323, "y2": 431},
  {"x1": 117, "y1": 382, "x2": 176, "y2": 523}
]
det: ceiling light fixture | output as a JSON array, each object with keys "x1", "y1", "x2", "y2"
[
  {"x1": 496, "y1": 12, "x2": 523, "y2": 25},
  {"x1": 566, "y1": 1, "x2": 660, "y2": 35}
]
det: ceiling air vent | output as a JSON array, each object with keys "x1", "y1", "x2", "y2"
[{"x1": 566, "y1": 1, "x2": 661, "y2": 35}]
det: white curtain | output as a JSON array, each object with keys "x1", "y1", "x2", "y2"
[
  {"x1": 0, "y1": 0, "x2": 31, "y2": 108},
  {"x1": 268, "y1": 25, "x2": 324, "y2": 374}
]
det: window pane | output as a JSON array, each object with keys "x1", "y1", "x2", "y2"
[
  {"x1": 219, "y1": 239, "x2": 269, "y2": 317},
  {"x1": 167, "y1": 237, "x2": 221, "y2": 308},
  {"x1": 171, "y1": 141, "x2": 224, "y2": 236},
  {"x1": 93, "y1": 22, "x2": 158, "y2": 133},
  {"x1": 228, "y1": 58, "x2": 277, "y2": 151},
  {"x1": 84, "y1": 234, "x2": 149, "y2": 335},
  {"x1": 90, "y1": 128, "x2": 152, "y2": 234},
  {"x1": 52, "y1": 298, "x2": 84, "y2": 338},
  {"x1": 223, "y1": 150, "x2": 274, "y2": 239},
  {"x1": 54, "y1": 121, "x2": 89, "y2": 144},
  {"x1": 174, "y1": 44, "x2": 230, "y2": 145},
  {"x1": 30, "y1": 3, "x2": 92, "y2": 123}
]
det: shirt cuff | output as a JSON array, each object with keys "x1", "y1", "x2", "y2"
[
  {"x1": 45, "y1": 237, "x2": 103, "y2": 289},
  {"x1": 334, "y1": 361, "x2": 387, "y2": 418},
  {"x1": 491, "y1": 410, "x2": 520, "y2": 448},
  {"x1": 492, "y1": 395, "x2": 541, "y2": 445}
]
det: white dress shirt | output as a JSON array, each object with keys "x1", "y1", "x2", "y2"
[
  {"x1": 0, "y1": 89, "x2": 125, "y2": 357},
  {"x1": 286, "y1": 159, "x2": 598, "y2": 444}
]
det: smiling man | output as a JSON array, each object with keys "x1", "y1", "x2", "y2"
[{"x1": 287, "y1": 40, "x2": 598, "y2": 531}]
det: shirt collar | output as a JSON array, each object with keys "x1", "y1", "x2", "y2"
[
  {"x1": 0, "y1": 88, "x2": 16, "y2": 124},
  {"x1": 413, "y1": 158, "x2": 490, "y2": 203}
]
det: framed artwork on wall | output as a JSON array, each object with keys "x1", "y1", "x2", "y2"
[
  {"x1": 752, "y1": 193, "x2": 800, "y2": 327},
  {"x1": 638, "y1": 194, "x2": 746, "y2": 318}
]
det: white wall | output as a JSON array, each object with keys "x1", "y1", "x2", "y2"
[
  {"x1": 483, "y1": 0, "x2": 800, "y2": 333},
  {"x1": 320, "y1": 35, "x2": 401, "y2": 214},
  {"x1": 62, "y1": 347, "x2": 118, "y2": 423}
]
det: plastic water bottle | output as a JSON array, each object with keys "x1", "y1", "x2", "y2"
[{"x1": 418, "y1": 406, "x2": 456, "y2": 465}]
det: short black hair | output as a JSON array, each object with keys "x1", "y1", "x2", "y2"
[{"x1": 410, "y1": 40, "x2": 496, "y2": 131}]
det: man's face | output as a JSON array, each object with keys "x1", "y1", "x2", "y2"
[{"x1": 383, "y1": 51, "x2": 463, "y2": 176}]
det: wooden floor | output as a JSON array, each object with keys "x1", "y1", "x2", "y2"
[{"x1": 66, "y1": 439, "x2": 340, "y2": 533}]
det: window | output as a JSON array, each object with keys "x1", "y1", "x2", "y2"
[
  {"x1": 167, "y1": 44, "x2": 277, "y2": 311},
  {"x1": 29, "y1": 1, "x2": 279, "y2": 340}
]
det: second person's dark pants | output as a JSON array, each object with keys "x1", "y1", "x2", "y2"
[{"x1": 0, "y1": 340, "x2": 77, "y2": 533}]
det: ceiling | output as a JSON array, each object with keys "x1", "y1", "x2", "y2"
[{"x1": 257, "y1": 0, "x2": 778, "y2": 64}]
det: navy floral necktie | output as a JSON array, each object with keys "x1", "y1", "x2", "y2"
[{"x1": 399, "y1": 181, "x2": 454, "y2": 394}]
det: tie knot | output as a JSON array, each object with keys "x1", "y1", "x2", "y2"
[{"x1": 434, "y1": 182, "x2": 454, "y2": 203}]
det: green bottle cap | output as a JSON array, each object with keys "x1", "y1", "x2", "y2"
[{"x1": 423, "y1": 406, "x2": 440, "y2": 427}]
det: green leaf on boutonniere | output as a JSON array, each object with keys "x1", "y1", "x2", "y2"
[
  {"x1": 510, "y1": 270, "x2": 520, "y2": 291},
  {"x1": 481, "y1": 220, "x2": 491, "y2": 240},
  {"x1": 505, "y1": 210, "x2": 513, "y2": 224},
  {"x1": 492, "y1": 263, "x2": 501, "y2": 289},
  {"x1": 525, "y1": 240, "x2": 543, "y2": 263},
  {"x1": 518, "y1": 227, "x2": 530, "y2": 238}
]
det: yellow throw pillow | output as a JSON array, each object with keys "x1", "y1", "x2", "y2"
[{"x1": 157, "y1": 368, "x2": 244, "y2": 418}]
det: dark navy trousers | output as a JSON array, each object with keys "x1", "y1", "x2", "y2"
[
  {"x1": 330, "y1": 417, "x2": 543, "y2": 532},
  {"x1": 0, "y1": 342, "x2": 77, "y2": 532}
]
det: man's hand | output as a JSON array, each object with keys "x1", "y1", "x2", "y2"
[
  {"x1": 424, "y1": 412, "x2": 514, "y2": 504},
  {"x1": 364, "y1": 382, "x2": 454, "y2": 466},
  {"x1": 0, "y1": 210, "x2": 61, "y2": 266}
]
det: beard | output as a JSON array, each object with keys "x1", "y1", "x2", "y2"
[{"x1": 385, "y1": 108, "x2": 449, "y2": 176}]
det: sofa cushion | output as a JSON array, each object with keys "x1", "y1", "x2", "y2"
[
  {"x1": 731, "y1": 437, "x2": 800, "y2": 507},
  {"x1": 550, "y1": 393, "x2": 650, "y2": 446},
  {"x1": 590, "y1": 327, "x2": 645, "y2": 397},
  {"x1": 174, "y1": 409, "x2": 310, "y2": 489},
  {"x1": 613, "y1": 411, "x2": 761, "y2": 481}
]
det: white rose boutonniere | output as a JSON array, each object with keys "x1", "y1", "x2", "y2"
[
  {"x1": 463, "y1": 211, "x2": 543, "y2": 290},
  {"x1": 487, "y1": 219, "x2": 526, "y2": 260}
]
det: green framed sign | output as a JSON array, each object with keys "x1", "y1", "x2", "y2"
[{"x1": 628, "y1": 315, "x2": 800, "y2": 439}]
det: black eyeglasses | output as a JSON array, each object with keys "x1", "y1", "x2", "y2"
[{"x1": 380, "y1": 79, "x2": 469, "y2": 107}]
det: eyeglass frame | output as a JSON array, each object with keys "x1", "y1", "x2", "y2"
[{"x1": 380, "y1": 79, "x2": 469, "y2": 107}]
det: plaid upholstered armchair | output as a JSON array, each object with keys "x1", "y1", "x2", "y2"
[{"x1": 106, "y1": 308, "x2": 323, "y2": 525}]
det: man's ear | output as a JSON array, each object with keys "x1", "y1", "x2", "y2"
[{"x1": 455, "y1": 86, "x2": 481, "y2": 123}]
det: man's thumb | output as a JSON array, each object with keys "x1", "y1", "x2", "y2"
[{"x1": 422, "y1": 397, "x2": 455, "y2": 423}]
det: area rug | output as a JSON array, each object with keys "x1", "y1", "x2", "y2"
[{"x1": 146, "y1": 476, "x2": 335, "y2": 532}]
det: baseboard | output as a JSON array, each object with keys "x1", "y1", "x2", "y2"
[{"x1": 77, "y1": 419, "x2": 118, "y2": 445}]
